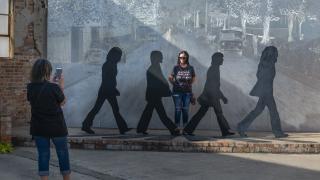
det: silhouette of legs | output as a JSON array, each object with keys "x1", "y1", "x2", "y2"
[
  {"x1": 237, "y1": 95, "x2": 285, "y2": 137},
  {"x1": 184, "y1": 102, "x2": 231, "y2": 136},
  {"x1": 154, "y1": 100, "x2": 178, "y2": 133},
  {"x1": 137, "y1": 102, "x2": 154, "y2": 133},
  {"x1": 82, "y1": 89, "x2": 106, "y2": 129},
  {"x1": 213, "y1": 101, "x2": 231, "y2": 135},
  {"x1": 137, "y1": 99, "x2": 178, "y2": 134},
  {"x1": 237, "y1": 97, "x2": 265, "y2": 134},
  {"x1": 265, "y1": 96, "x2": 284, "y2": 135},
  {"x1": 106, "y1": 96, "x2": 129, "y2": 134},
  {"x1": 184, "y1": 105, "x2": 209, "y2": 134},
  {"x1": 82, "y1": 89, "x2": 129, "y2": 134}
]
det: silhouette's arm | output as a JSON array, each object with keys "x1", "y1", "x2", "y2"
[{"x1": 219, "y1": 89, "x2": 228, "y2": 104}]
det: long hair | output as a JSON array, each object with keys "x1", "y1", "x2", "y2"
[
  {"x1": 30, "y1": 59, "x2": 52, "y2": 83},
  {"x1": 106, "y1": 47, "x2": 122, "y2": 64},
  {"x1": 260, "y1": 46, "x2": 278, "y2": 66},
  {"x1": 176, "y1": 50, "x2": 190, "y2": 65}
]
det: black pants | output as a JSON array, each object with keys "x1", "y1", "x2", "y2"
[
  {"x1": 137, "y1": 99, "x2": 177, "y2": 133},
  {"x1": 237, "y1": 95, "x2": 283, "y2": 135},
  {"x1": 184, "y1": 101, "x2": 230, "y2": 135},
  {"x1": 82, "y1": 90, "x2": 128, "y2": 133}
]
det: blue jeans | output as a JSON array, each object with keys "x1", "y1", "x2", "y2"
[
  {"x1": 172, "y1": 93, "x2": 192, "y2": 127},
  {"x1": 34, "y1": 136, "x2": 71, "y2": 176}
]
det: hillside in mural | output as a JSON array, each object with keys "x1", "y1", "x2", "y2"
[{"x1": 48, "y1": 0, "x2": 320, "y2": 131}]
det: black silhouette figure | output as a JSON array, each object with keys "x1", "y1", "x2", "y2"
[
  {"x1": 82, "y1": 47, "x2": 131, "y2": 134},
  {"x1": 237, "y1": 46, "x2": 288, "y2": 138},
  {"x1": 183, "y1": 52, "x2": 234, "y2": 137},
  {"x1": 137, "y1": 51, "x2": 180, "y2": 136}
]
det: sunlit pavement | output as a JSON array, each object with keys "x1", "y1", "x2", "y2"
[{"x1": 1, "y1": 147, "x2": 320, "y2": 180}]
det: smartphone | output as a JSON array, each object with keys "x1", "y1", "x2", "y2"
[{"x1": 54, "y1": 67, "x2": 62, "y2": 81}]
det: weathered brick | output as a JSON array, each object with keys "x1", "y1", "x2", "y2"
[{"x1": 0, "y1": 0, "x2": 45, "y2": 142}]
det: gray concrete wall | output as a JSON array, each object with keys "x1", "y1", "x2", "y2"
[{"x1": 48, "y1": 0, "x2": 320, "y2": 131}]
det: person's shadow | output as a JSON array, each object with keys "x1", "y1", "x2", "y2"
[
  {"x1": 136, "y1": 51, "x2": 179, "y2": 136},
  {"x1": 82, "y1": 47, "x2": 131, "y2": 134}
]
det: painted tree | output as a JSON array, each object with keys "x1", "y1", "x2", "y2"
[
  {"x1": 49, "y1": 0, "x2": 111, "y2": 28},
  {"x1": 48, "y1": 0, "x2": 74, "y2": 36},
  {"x1": 223, "y1": 0, "x2": 261, "y2": 37},
  {"x1": 67, "y1": 0, "x2": 106, "y2": 26},
  {"x1": 261, "y1": 0, "x2": 280, "y2": 44},
  {"x1": 125, "y1": 0, "x2": 160, "y2": 26},
  {"x1": 206, "y1": 1, "x2": 228, "y2": 30},
  {"x1": 300, "y1": 0, "x2": 320, "y2": 40},
  {"x1": 208, "y1": 10, "x2": 228, "y2": 30},
  {"x1": 158, "y1": 0, "x2": 200, "y2": 32},
  {"x1": 296, "y1": 0, "x2": 307, "y2": 40},
  {"x1": 279, "y1": 0, "x2": 306, "y2": 42}
]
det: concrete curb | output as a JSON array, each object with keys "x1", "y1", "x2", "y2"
[{"x1": 12, "y1": 135, "x2": 320, "y2": 154}]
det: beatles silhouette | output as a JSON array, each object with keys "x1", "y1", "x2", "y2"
[
  {"x1": 82, "y1": 47, "x2": 131, "y2": 135},
  {"x1": 136, "y1": 51, "x2": 180, "y2": 136},
  {"x1": 237, "y1": 46, "x2": 288, "y2": 138},
  {"x1": 183, "y1": 52, "x2": 235, "y2": 137},
  {"x1": 81, "y1": 46, "x2": 288, "y2": 138}
]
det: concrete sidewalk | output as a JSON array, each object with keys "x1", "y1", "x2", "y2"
[
  {"x1": 12, "y1": 126, "x2": 320, "y2": 153},
  {"x1": 1, "y1": 147, "x2": 320, "y2": 180},
  {"x1": 0, "y1": 149, "x2": 117, "y2": 180}
]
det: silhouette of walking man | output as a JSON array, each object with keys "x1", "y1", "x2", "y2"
[
  {"x1": 137, "y1": 51, "x2": 180, "y2": 136},
  {"x1": 237, "y1": 46, "x2": 288, "y2": 138},
  {"x1": 82, "y1": 47, "x2": 131, "y2": 134},
  {"x1": 183, "y1": 52, "x2": 234, "y2": 137}
]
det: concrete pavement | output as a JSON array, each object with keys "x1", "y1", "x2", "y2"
[
  {"x1": 0, "y1": 151, "x2": 105, "y2": 180},
  {"x1": 1, "y1": 147, "x2": 320, "y2": 180}
]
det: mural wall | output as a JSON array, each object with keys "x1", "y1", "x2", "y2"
[{"x1": 48, "y1": 0, "x2": 320, "y2": 131}]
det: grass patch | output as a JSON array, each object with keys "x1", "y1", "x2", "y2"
[{"x1": 0, "y1": 142, "x2": 13, "y2": 153}]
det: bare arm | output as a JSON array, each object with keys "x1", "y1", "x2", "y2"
[
  {"x1": 59, "y1": 75, "x2": 66, "y2": 106},
  {"x1": 58, "y1": 74, "x2": 64, "y2": 90},
  {"x1": 52, "y1": 74, "x2": 66, "y2": 106},
  {"x1": 191, "y1": 76, "x2": 196, "y2": 84},
  {"x1": 168, "y1": 74, "x2": 175, "y2": 85}
]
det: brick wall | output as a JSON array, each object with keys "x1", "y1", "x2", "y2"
[{"x1": 0, "y1": 0, "x2": 47, "y2": 142}]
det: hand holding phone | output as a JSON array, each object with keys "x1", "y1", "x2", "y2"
[
  {"x1": 53, "y1": 67, "x2": 64, "y2": 90},
  {"x1": 54, "y1": 67, "x2": 62, "y2": 82}
]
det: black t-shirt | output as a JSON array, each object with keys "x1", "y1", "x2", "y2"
[
  {"x1": 27, "y1": 81, "x2": 68, "y2": 137},
  {"x1": 171, "y1": 65, "x2": 195, "y2": 93}
]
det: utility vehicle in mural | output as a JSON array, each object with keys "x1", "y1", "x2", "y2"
[
  {"x1": 47, "y1": 0, "x2": 320, "y2": 132},
  {"x1": 218, "y1": 29, "x2": 244, "y2": 55}
]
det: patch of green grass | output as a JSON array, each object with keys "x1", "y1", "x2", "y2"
[{"x1": 0, "y1": 142, "x2": 13, "y2": 153}]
